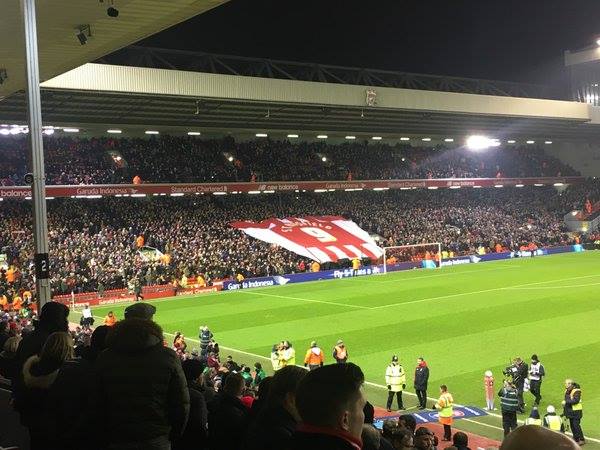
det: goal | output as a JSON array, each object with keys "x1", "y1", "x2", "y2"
[{"x1": 382, "y1": 242, "x2": 442, "y2": 274}]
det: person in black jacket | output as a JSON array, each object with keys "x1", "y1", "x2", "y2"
[
  {"x1": 244, "y1": 365, "x2": 307, "y2": 450},
  {"x1": 174, "y1": 359, "x2": 208, "y2": 450},
  {"x1": 286, "y1": 363, "x2": 366, "y2": 450},
  {"x1": 208, "y1": 372, "x2": 249, "y2": 450},
  {"x1": 93, "y1": 317, "x2": 190, "y2": 450},
  {"x1": 562, "y1": 379, "x2": 585, "y2": 446},
  {"x1": 414, "y1": 357, "x2": 429, "y2": 409},
  {"x1": 44, "y1": 325, "x2": 110, "y2": 450}
]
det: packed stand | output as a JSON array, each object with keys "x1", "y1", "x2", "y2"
[
  {"x1": 1, "y1": 180, "x2": 597, "y2": 298},
  {"x1": 0, "y1": 135, "x2": 579, "y2": 185}
]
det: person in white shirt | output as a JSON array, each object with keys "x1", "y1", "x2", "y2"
[
  {"x1": 529, "y1": 354, "x2": 546, "y2": 406},
  {"x1": 81, "y1": 304, "x2": 94, "y2": 329}
]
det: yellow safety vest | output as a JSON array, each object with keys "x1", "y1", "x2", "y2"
[
  {"x1": 545, "y1": 415, "x2": 562, "y2": 431},
  {"x1": 571, "y1": 388, "x2": 583, "y2": 411},
  {"x1": 525, "y1": 418, "x2": 542, "y2": 426},
  {"x1": 437, "y1": 392, "x2": 454, "y2": 418}
]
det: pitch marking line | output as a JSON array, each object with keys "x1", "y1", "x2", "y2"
[
  {"x1": 505, "y1": 281, "x2": 600, "y2": 290},
  {"x1": 372, "y1": 273, "x2": 600, "y2": 310},
  {"x1": 235, "y1": 290, "x2": 372, "y2": 309},
  {"x1": 77, "y1": 312, "x2": 600, "y2": 443}
]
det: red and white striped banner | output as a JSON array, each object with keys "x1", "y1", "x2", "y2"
[{"x1": 231, "y1": 216, "x2": 383, "y2": 263}]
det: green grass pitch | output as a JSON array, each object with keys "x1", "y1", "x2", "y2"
[{"x1": 84, "y1": 251, "x2": 600, "y2": 445}]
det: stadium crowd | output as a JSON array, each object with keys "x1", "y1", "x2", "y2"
[
  {"x1": 1, "y1": 180, "x2": 598, "y2": 297},
  {"x1": 0, "y1": 301, "x2": 584, "y2": 450},
  {"x1": 0, "y1": 135, "x2": 578, "y2": 185}
]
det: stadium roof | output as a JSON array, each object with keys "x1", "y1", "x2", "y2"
[
  {"x1": 1, "y1": 62, "x2": 600, "y2": 142},
  {"x1": 0, "y1": 0, "x2": 227, "y2": 99}
]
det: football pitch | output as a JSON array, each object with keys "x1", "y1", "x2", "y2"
[{"x1": 86, "y1": 251, "x2": 600, "y2": 444}]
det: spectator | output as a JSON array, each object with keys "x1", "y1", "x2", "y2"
[
  {"x1": 44, "y1": 325, "x2": 110, "y2": 450},
  {"x1": 398, "y1": 414, "x2": 417, "y2": 435},
  {"x1": 389, "y1": 428, "x2": 414, "y2": 450},
  {"x1": 451, "y1": 431, "x2": 472, "y2": 450},
  {"x1": 413, "y1": 427, "x2": 436, "y2": 450},
  {"x1": 499, "y1": 424, "x2": 579, "y2": 450},
  {"x1": 249, "y1": 375, "x2": 272, "y2": 419},
  {"x1": 20, "y1": 331, "x2": 73, "y2": 450},
  {"x1": 362, "y1": 424, "x2": 381, "y2": 450},
  {"x1": 287, "y1": 362, "x2": 366, "y2": 450},
  {"x1": 94, "y1": 314, "x2": 190, "y2": 449},
  {"x1": 253, "y1": 361, "x2": 267, "y2": 386},
  {"x1": 174, "y1": 359, "x2": 208, "y2": 450},
  {"x1": 0, "y1": 336, "x2": 21, "y2": 381},
  {"x1": 208, "y1": 372, "x2": 249, "y2": 450},
  {"x1": 244, "y1": 365, "x2": 307, "y2": 450}
]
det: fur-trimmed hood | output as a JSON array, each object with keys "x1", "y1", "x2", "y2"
[
  {"x1": 106, "y1": 318, "x2": 163, "y2": 354},
  {"x1": 22, "y1": 355, "x2": 59, "y2": 390}
]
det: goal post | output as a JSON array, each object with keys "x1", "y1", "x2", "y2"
[{"x1": 382, "y1": 242, "x2": 442, "y2": 274}]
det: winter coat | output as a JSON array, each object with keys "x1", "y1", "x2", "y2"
[
  {"x1": 173, "y1": 382, "x2": 208, "y2": 450},
  {"x1": 414, "y1": 364, "x2": 429, "y2": 391},
  {"x1": 20, "y1": 355, "x2": 59, "y2": 427},
  {"x1": 284, "y1": 426, "x2": 362, "y2": 450},
  {"x1": 243, "y1": 405, "x2": 297, "y2": 450},
  {"x1": 208, "y1": 392, "x2": 250, "y2": 450},
  {"x1": 94, "y1": 318, "x2": 190, "y2": 446},
  {"x1": 44, "y1": 358, "x2": 95, "y2": 449}
]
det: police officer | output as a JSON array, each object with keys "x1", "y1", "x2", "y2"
[
  {"x1": 498, "y1": 380, "x2": 519, "y2": 436},
  {"x1": 562, "y1": 379, "x2": 585, "y2": 446},
  {"x1": 543, "y1": 405, "x2": 564, "y2": 432},
  {"x1": 528, "y1": 354, "x2": 545, "y2": 406},
  {"x1": 385, "y1": 355, "x2": 406, "y2": 411}
]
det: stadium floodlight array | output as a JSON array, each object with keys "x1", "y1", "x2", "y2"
[{"x1": 382, "y1": 242, "x2": 442, "y2": 274}]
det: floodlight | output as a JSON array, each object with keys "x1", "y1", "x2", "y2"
[
  {"x1": 421, "y1": 137, "x2": 431, "y2": 142},
  {"x1": 107, "y1": 129, "x2": 122, "y2": 134},
  {"x1": 444, "y1": 138, "x2": 454, "y2": 142},
  {"x1": 372, "y1": 136, "x2": 382, "y2": 140},
  {"x1": 345, "y1": 136, "x2": 356, "y2": 140},
  {"x1": 321, "y1": 156, "x2": 327, "y2": 162},
  {"x1": 597, "y1": 39, "x2": 600, "y2": 47},
  {"x1": 187, "y1": 131, "x2": 201, "y2": 136},
  {"x1": 145, "y1": 130, "x2": 159, "y2": 135},
  {"x1": 255, "y1": 133, "x2": 268, "y2": 137},
  {"x1": 400, "y1": 137, "x2": 410, "y2": 141},
  {"x1": 526, "y1": 140, "x2": 535, "y2": 144},
  {"x1": 287, "y1": 134, "x2": 299, "y2": 138},
  {"x1": 466, "y1": 135, "x2": 493, "y2": 151},
  {"x1": 63, "y1": 128, "x2": 79, "y2": 133},
  {"x1": 317, "y1": 135, "x2": 328, "y2": 139},
  {"x1": 227, "y1": 156, "x2": 234, "y2": 162}
]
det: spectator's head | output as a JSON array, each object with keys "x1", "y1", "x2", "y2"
[
  {"x1": 546, "y1": 405, "x2": 556, "y2": 414},
  {"x1": 390, "y1": 427, "x2": 414, "y2": 449},
  {"x1": 295, "y1": 362, "x2": 366, "y2": 440},
  {"x1": 531, "y1": 354, "x2": 539, "y2": 364},
  {"x1": 440, "y1": 384, "x2": 448, "y2": 393},
  {"x1": 254, "y1": 362, "x2": 262, "y2": 371},
  {"x1": 182, "y1": 358, "x2": 205, "y2": 383},
  {"x1": 361, "y1": 424, "x2": 381, "y2": 450},
  {"x1": 453, "y1": 431, "x2": 469, "y2": 447},
  {"x1": 310, "y1": 341, "x2": 317, "y2": 348},
  {"x1": 500, "y1": 424, "x2": 579, "y2": 450},
  {"x1": 398, "y1": 414, "x2": 417, "y2": 433},
  {"x1": 39, "y1": 331, "x2": 73, "y2": 367},
  {"x1": 382, "y1": 418, "x2": 398, "y2": 440},
  {"x1": 124, "y1": 302, "x2": 155, "y2": 320},
  {"x1": 267, "y1": 365, "x2": 307, "y2": 420},
  {"x1": 414, "y1": 427, "x2": 435, "y2": 450},
  {"x1": 39, "y1": 301, "x2": 69, "y2": 333},
  {"x1": 223, "y1": 372, "x2": 244, "y2": 397},
  {"x1": 363, "y1": 401, "x2": 375, "y2": 424},
  {"x1": 88, "y1": 325, "x2": 110, "y2": 359},
  {"x1": 2, "y1": 336, "x2": 21, "y2": 354},
  {"x1": 257, "y1": 375, "x2": 273, "y2": 399}
]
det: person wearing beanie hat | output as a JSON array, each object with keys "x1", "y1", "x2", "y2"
[
  {"x1": 543, "y1": 405, "x2": 564, "y2": 432},
  {"x1": 385, "y1": 355, "x2": 406, "y2": 411},
  {"x1": 124, "y1": 302, "x2": 156, "y2": 320},
  {"x1": 304, "y1": 341, "x2": 324, "y2": 371},
  {"x1": 525, "y1": 407, "x2": 542, "y2": 425}
]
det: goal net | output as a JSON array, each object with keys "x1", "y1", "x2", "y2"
[{"x1": 382, "y1": 242, "x2": 441, "y2": 274}]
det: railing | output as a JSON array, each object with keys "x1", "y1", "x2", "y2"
[{"x1": 0, "y1": 177, "x2": 584, "y2": 199}]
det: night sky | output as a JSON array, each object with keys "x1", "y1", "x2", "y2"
[{"x1": 138, "y1": 0, "x2": 600, "y2": 90}]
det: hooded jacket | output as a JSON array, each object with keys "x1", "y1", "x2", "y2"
[{"x1": 94, "y1": 318, "x2": 190, "y2": 445}]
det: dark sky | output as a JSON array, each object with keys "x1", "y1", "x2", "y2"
[{"x1": 139, "y1": 0, "x2": 600, "y2": 89}]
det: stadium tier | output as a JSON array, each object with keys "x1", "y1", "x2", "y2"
[
  {"x1": 0, "y1": 135, "x2": 579, "y2": 186},
  {"x1": 1, "y1": 183, "x2": 599, "y2": 297}
]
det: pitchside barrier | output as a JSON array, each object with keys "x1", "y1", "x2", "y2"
[{"x1": 52, "y1": 244, "x2": 587, "y2": 305}]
